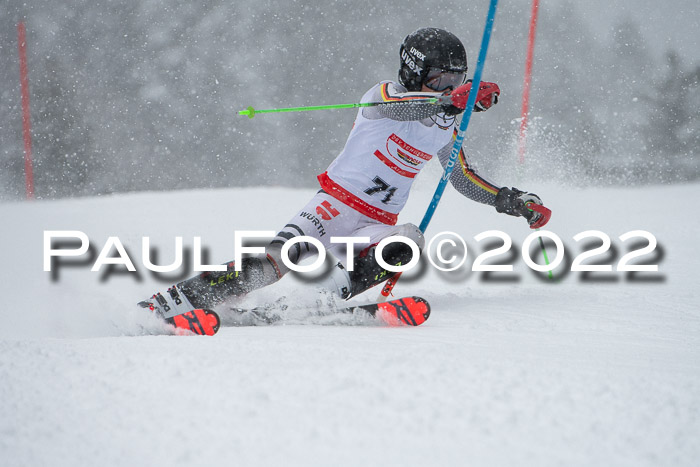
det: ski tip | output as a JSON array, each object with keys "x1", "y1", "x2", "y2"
[
  {"x1": 200, "y1": 309, "x2": 221, "y2": 335},
  {"x1": 414, "y1": 296, "x2": 431, "y2": 316},
  {"x1": 377, "y1": 296, "x2": 431, "y2": 327},
  {"x1": 407, "y1": 296, "x2": 431, "y2": 326}
]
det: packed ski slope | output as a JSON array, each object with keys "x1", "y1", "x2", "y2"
[{"x1": 1, "y1": 179, "x2": 699, "y2": 466}]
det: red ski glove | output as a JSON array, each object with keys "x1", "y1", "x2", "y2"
[{"x1": 443, "y1": 81, "x2": 500, "y2": 113}]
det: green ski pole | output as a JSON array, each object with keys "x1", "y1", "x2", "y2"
[
  {"x1": 527, "y1": 202, "x2": 554, "y2": 280},
  {"x1": 238, "y1": 98, "x2": 439, "y2": 119}
]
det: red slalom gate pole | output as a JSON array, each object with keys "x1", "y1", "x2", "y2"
[
  {"x1": 517, "y1": 0, "x2": 540, "y2": 165},
  {"x1": 17, "y1": 21, "x2": 35, "y2": 200},
  {"x1": 517, "y1": 2, "x2": 554, "y2": 280}
]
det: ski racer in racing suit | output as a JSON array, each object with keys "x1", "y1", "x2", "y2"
[{"x1": 141, "y1": 28, "x2": 551, "y2": 315}]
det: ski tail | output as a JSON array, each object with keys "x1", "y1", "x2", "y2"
[
  {"x1": 138, "y1": 286, "x2": 221, "y2": 336},
  {"x1": 373, "y1": 296, "x2": 431, "y2": 326},
  {"x1": 165, "y1": 309, "x2": 220, "y2": 336}
]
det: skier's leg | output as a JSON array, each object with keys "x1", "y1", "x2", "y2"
[
  {"x1": 263, "y1": 193, "x2": 358, "y2": 299},
  {"x1": 140, "y1": 191, "x2": 360, "y2": 313},
  {"x1": 343, "y1": 222, "x2": 424, "y2": 298},
  {"x1": 172, "y1": 219, "x2": 331, "y2": 309},
  {"x1": 176, "y1": 254, "x2": 283, "y2": 309},
  {"x1": 138, "y1": 253, "x2": 283, "y2": 317}
]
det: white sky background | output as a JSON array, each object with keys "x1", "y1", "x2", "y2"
[{"x1": 557, "y1": 0, "x2": 699, "y2": 59}]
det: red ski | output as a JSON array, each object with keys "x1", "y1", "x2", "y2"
[
  {"x1": 139, "y1": 297, "x2": 221, "y2": 336},
  {"x1": 165, "y1": 309, "x2": 221, "y2": 336},
  {"x1": 231, "y1": 296, "x2": 431, "y2": 327},
  {"x1": 369, "y1": 296, "x2": 431, "y2": 326}
]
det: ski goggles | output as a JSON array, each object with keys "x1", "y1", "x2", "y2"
[{"x1": 424, "y1": 68, "x2": 467, "y2": 92}]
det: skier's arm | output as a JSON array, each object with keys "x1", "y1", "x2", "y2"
[
  {"x1": 436, "y1": 140, "x2": 551, "y2": 228},
  {"x1": 437, "y1": 140, "x2": 502, "y2": 206},
  {"x1": 363, "y1": 80, "x2": 501, "y2": 121},
  {"x1": 362, "y1": 82, "x2": 446, "y2": 121}
]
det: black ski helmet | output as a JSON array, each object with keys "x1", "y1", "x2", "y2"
[{"x1": 398, "y1": 28, "x2": 468, "y2": 92}]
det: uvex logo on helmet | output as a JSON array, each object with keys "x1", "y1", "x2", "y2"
[
  {"x1": 401, "y1": 49, "x2": 423, "y2": 74},
  {"x1": 409, "y1": 47, "x2": 426, "y2": 61}
]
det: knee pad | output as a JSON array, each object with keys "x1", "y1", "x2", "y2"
[{"x1": 393, "y1": 223, "x2": 425, "y2": 251}]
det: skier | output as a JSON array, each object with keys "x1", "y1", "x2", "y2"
[{"x1": 141, "y1": 27, "x2": 550, "y2": 318}]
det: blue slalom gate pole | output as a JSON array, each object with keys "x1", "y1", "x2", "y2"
[
  {"x1": 419, "y1": 0, "x2": 500, "y2": 232},
  {"x1": 380, "y1": 0, "x2": 500, "y2": 299}
]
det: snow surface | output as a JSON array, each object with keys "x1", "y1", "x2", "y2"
[{"x1": 1, "y1": 180, "x2": 699, "y2": 466}]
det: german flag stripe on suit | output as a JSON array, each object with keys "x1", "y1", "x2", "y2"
[
  {"x1": 379, "y1": 83, "x2": 436, "y2": 102},
  {"x1": 453, "y1": 128, "x2": 500, "y2": 196}
]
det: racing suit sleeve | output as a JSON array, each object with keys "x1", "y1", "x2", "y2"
[
  {"x1": 362, "y1": 82, "x2": 450, "y2": 121},
  {"x1": 436, "y1": 132, "x2": 502, "y2": 206}
]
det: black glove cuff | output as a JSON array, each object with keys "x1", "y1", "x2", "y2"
[
  {"x1": 442, "y1": 104, "x2": 464, "y2": 116},
  {"x1": 495, "y1": 187, "x2": 527, "y2": 218}
]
